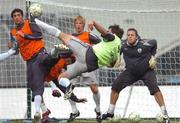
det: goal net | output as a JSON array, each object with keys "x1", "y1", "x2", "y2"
[{"x1": 0, "y1": 0, "x2": 180, "y2": 121}]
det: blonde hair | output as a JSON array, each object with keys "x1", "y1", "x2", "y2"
[{"x1": 74, "y1": 15, "x2": 85, "y2": 26}]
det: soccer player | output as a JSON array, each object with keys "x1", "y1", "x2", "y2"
[
  {"x1": 9, "y1": 8, "x2": 50, "y2": 122},
  {"x1": 101, "y1": 28, "x2": 169, "y2": 123},
  {"x1": 9, "y1": 8, "x2": 86, "y2": 123},
  {"x1": 34, "y1": 18, "x2": 123, "y2": 100},
  {"x1": 28, "y1": 44, "x2": 87, "y2": 123},
  {"x1": 66, "y1": 15, "x2": 101, "y2": 122},
  {"x1": 44, "y1": 48, "x2": 87, "y2": 104}
]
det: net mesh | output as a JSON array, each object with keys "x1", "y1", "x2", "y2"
[{"x1": 0, "y1": 0, "x2": 180, "y2": 120}]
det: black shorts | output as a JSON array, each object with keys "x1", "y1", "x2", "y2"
[
  {"x1": 27, "y1": 49, "x2": 48, "y2": 99},
  {"x1": 112, "y1": 69, "x2": 160, "y2": 95}
]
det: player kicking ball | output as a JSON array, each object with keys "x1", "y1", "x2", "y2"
[{"x1": 34, "y1": 18, "x2": 123, "y2": 102}]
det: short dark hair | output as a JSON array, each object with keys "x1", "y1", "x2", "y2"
[
  {"x1": 108, "y1": 24, "x2": 124, "y2": 39},
  {"x1": 127, "y1": 28, "x2": 138, "y2": 36},
  {"x1": 11, "y1": 8, "x2": 23, "y2": 18}
]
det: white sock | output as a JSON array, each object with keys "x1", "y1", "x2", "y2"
[
  {"x1": 58, "y1": 78, "x2": 70, "y2": 87},
  {"x1": 69, "y1": 99, "x2": 78, "y2": 113},
  {"x1": 107, "y1": 104, "x2": 115, "y2": 114},
  {"x1": 160, "y1": 106, "x2": 167, "y2": 115},
  {"x1": 40, "y1": 102, "x2": 48, "y2": 113},
  {"x1": 49, "y1": 81, "x2": 57, "y2": 91},
  {"x1": 0, "y1": 49, "x2": 15, "y2": 62},
  {"x1": 35, "y1": 18, "x2": 61, "y2": 37},
  {"x1": 34, "y1": 95, "x2": 42, "y2": 113},
  {"x1": 93, "y1": 91, "x2": 100, "y2": 112}
]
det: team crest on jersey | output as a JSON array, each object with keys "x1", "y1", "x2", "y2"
[
  {"x1": 137, "y1": 48, "x2": 142, "y2": 53},
  {"x1": 124, "y1": 48, "x2": 128, "y2": 50}
]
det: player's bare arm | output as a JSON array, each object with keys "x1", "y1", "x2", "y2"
[{"x1": 88, "y1": 20, "x2": 108, "y2": 36}]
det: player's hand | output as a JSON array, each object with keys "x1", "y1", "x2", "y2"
[
  {"x1": 87, "y1": 20, "x2": 94, "y2": 31},
  {"x1": 149, "y1": 56, "x2": 156, "y2": 69},
  {"x1": 17, "y1": 31, "x2": 25, "y2": 38}
]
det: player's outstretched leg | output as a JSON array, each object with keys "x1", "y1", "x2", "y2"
[{"x1": 35, "y1": 18, "x2": 61, "y2": 38}]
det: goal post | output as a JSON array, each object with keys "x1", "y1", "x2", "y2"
[{"x1": 0, "y1": 0, "x2": 180, "y2": 121}]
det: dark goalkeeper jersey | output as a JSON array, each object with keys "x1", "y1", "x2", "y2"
[{"x1": 121, "y1": 39, "x2": 157, "y2": 76}]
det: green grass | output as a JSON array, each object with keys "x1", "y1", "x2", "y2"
[
  {"x1": 5, "y1": 118, "x2": 180, "y2": 123},
  {"x1": 72, "y1": 119, "x2": 180, "y2": 123}
]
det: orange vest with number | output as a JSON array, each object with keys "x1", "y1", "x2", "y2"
[{"x1": 10, "y1": 20, "x2": 44, "y2": 61}]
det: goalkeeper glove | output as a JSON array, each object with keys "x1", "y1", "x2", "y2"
[{"x1": 149, "y1": 56, "x2": 156, "y2": 69}]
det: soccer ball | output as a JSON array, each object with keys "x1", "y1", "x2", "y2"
[
  {"x1": 156, "y1": 113, "x2": 163, "y2": 123},
  {"x1": 128, "y1": 112, "x2": 141, "y2": 123},
  {"x1": 29, "y1": 3, "x2": 43, "y2": 17}
]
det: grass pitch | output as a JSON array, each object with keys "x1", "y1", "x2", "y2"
[{"x1": 3, "y1": 118, "x2": 179, "y2": 123}]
